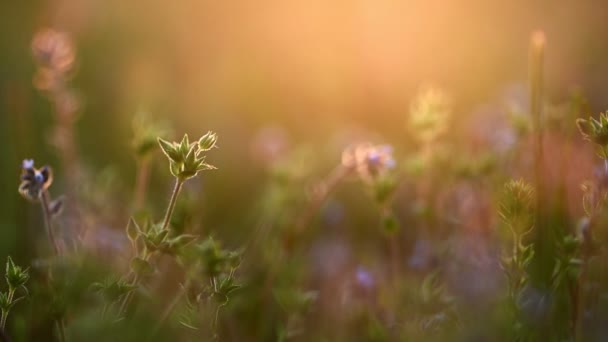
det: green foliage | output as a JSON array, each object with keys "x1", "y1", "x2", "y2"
[
  {"x1": 5, "y1": 257, "x2": 29, "y2": 291},
  {"x1": 90, "y1": 278, "x2": 137, "y2": 302},
  {"x1": 577, "y1": 112, "x2": 608, "y2": 146},
  {"x1": 0, "y1": 257, "x2": 28, "y2": 331}
]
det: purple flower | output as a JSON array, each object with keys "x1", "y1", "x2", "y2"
[
  {"x1": 341, "y1": 143, "x2": 396, "y2": 181},
  {"x1": 355, "y1": 266, "x2": 375, "y2": 291}
]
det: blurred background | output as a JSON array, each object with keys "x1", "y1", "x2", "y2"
[
  {"x1": 3, "y1": 0, "x2": 608, "y2": 251},
  {"x1": 2, "y1": 0, "x2": 608, "y2": 340}
]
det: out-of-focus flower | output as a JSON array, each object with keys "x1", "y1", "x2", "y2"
[
  {"x1": 250, "y1": 125, "x2": 290, "y2": 165},
  {"x1": 408, "y1": 87, "x2": 450, "y2": 144},
  {"x1": 31, "y1": 28, "x2": 75, "y2": 74},
  {"x1": 341, "y1": 143, "x2": 395, "y2": 181},
  {"x1": 18, "y1": 159, "x2": 53, "y2": 202},
  {"x1": 354, "y1": 266, "x2": 375, "y2": 291},
  {"x1": 31, "y1": 28, "x2": 76, "y2": 93}
]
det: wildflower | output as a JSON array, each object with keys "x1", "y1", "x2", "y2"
[
  {"x1": 18, "y1": 159, "x2": 53, "y2": 202},
  {"x1": 354, "y1": 266, "x2": 375, "y2": 291},
  {"x1": 31, "y1": 29, "x2": 76, "y2": 94},
  {"x1": 341, "y1": 143, "x2": 395, "y2": 181},
  {"x1": 31, "y1": 28, "x2": 75, "y2": 74}
]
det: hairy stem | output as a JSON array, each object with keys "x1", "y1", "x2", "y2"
[
  {"x1": 162, "y1": 178, "x2": 184, "y2": 230},
  {"x1": 40, "y1": 191, "x2": 60, "y2": 256}
]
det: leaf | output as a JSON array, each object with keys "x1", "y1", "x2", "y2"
[
  {"x1": 196, "y1": 161, "x2": 217, "y2": 172},
  {"x1": 158, "y1": 138, "x2": 181, "y2": 162},
  {"x1": 170, "y1": 234, "x2": 198, "y2": 249},
  {"x1": 170, "y1": 161, "x2": 183, "y2": 178},
  {"x1": 179, "y1": 134, "x2": 190, "y2": 157},
  {"x1": 49, "y1": 196, "x2": 64, "y2": 217},
  {"x1": 179, "y1": 319, "x2": 199, "y2": 330},
  {"x1": 126, "y1": 217, "x2": 141, "y2": 242},
  {"x1": 130, "y1": 257, "x2": 155, "y2": 276},
  {"x1": 381, "y1": 212, "x2": 399, "y2": 234}
]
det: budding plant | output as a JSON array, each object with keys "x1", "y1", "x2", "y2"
[
  {"x1": 498, "y1": 179, "x2": 536, "y2": 329},
  {"x1": 118, "y1": 131, "x2": 219, "y2": 316},
  {"x1": 0, "y1": 257, "x2": 29, "y2": 331},
  {"x1": 18, "y1": 159, "x2": 66, "y2": 341}
]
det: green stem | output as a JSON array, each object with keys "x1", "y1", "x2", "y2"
[
  {"x1": 41, "y1": 191, "x2": 67, "y2": 341},
  {"x1": 41, "y1": 191, "x2": 60, "y2": 256},
  {"x1": 162, "y1": 178, "x2": 184, "y2": 230},
  {"x1": 56, "y1": 319, "x2": 66, "y2": 342},
  {"x1": 133, "y1": 158, "x2": 151, "y2": 210},
  {"x1": 0, "y1": 288, "x2": 15, "y2": 331},
  {"x1": 119, "y1": 178, "x2": 184, "y2": 317}
]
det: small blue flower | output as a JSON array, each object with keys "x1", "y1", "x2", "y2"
[{"x1": 18, "y1": 159, "x2": 53, "y2": 202}]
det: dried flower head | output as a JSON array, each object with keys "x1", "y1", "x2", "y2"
[
  {"x1": 341, "y1": 143, "x2": 395, "y2": 181},
  {"x1": 408, "y1": 87, "x2": 450, "y2": 144},
  {"x1": 18, "y1": 159, "x2": 53, "y2": 202}
]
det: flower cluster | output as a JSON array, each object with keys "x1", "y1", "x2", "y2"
[
  {"x1": 18, "y1": 159, "x2": 53, "y2": 202},
  {"x1": 341, "y1": 143, "x2": 395, "y2": 181},
  {"x1": 158, "y1": 132, "x2": 218, "y2": 180}
]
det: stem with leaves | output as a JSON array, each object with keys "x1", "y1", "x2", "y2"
[{"x1": 0, "y1": 288, "x2": 15, "y2": 331}]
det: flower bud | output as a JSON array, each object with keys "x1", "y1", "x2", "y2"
[{"x1": 198, "y1": 131, "x2": 218, "y2": 151}]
